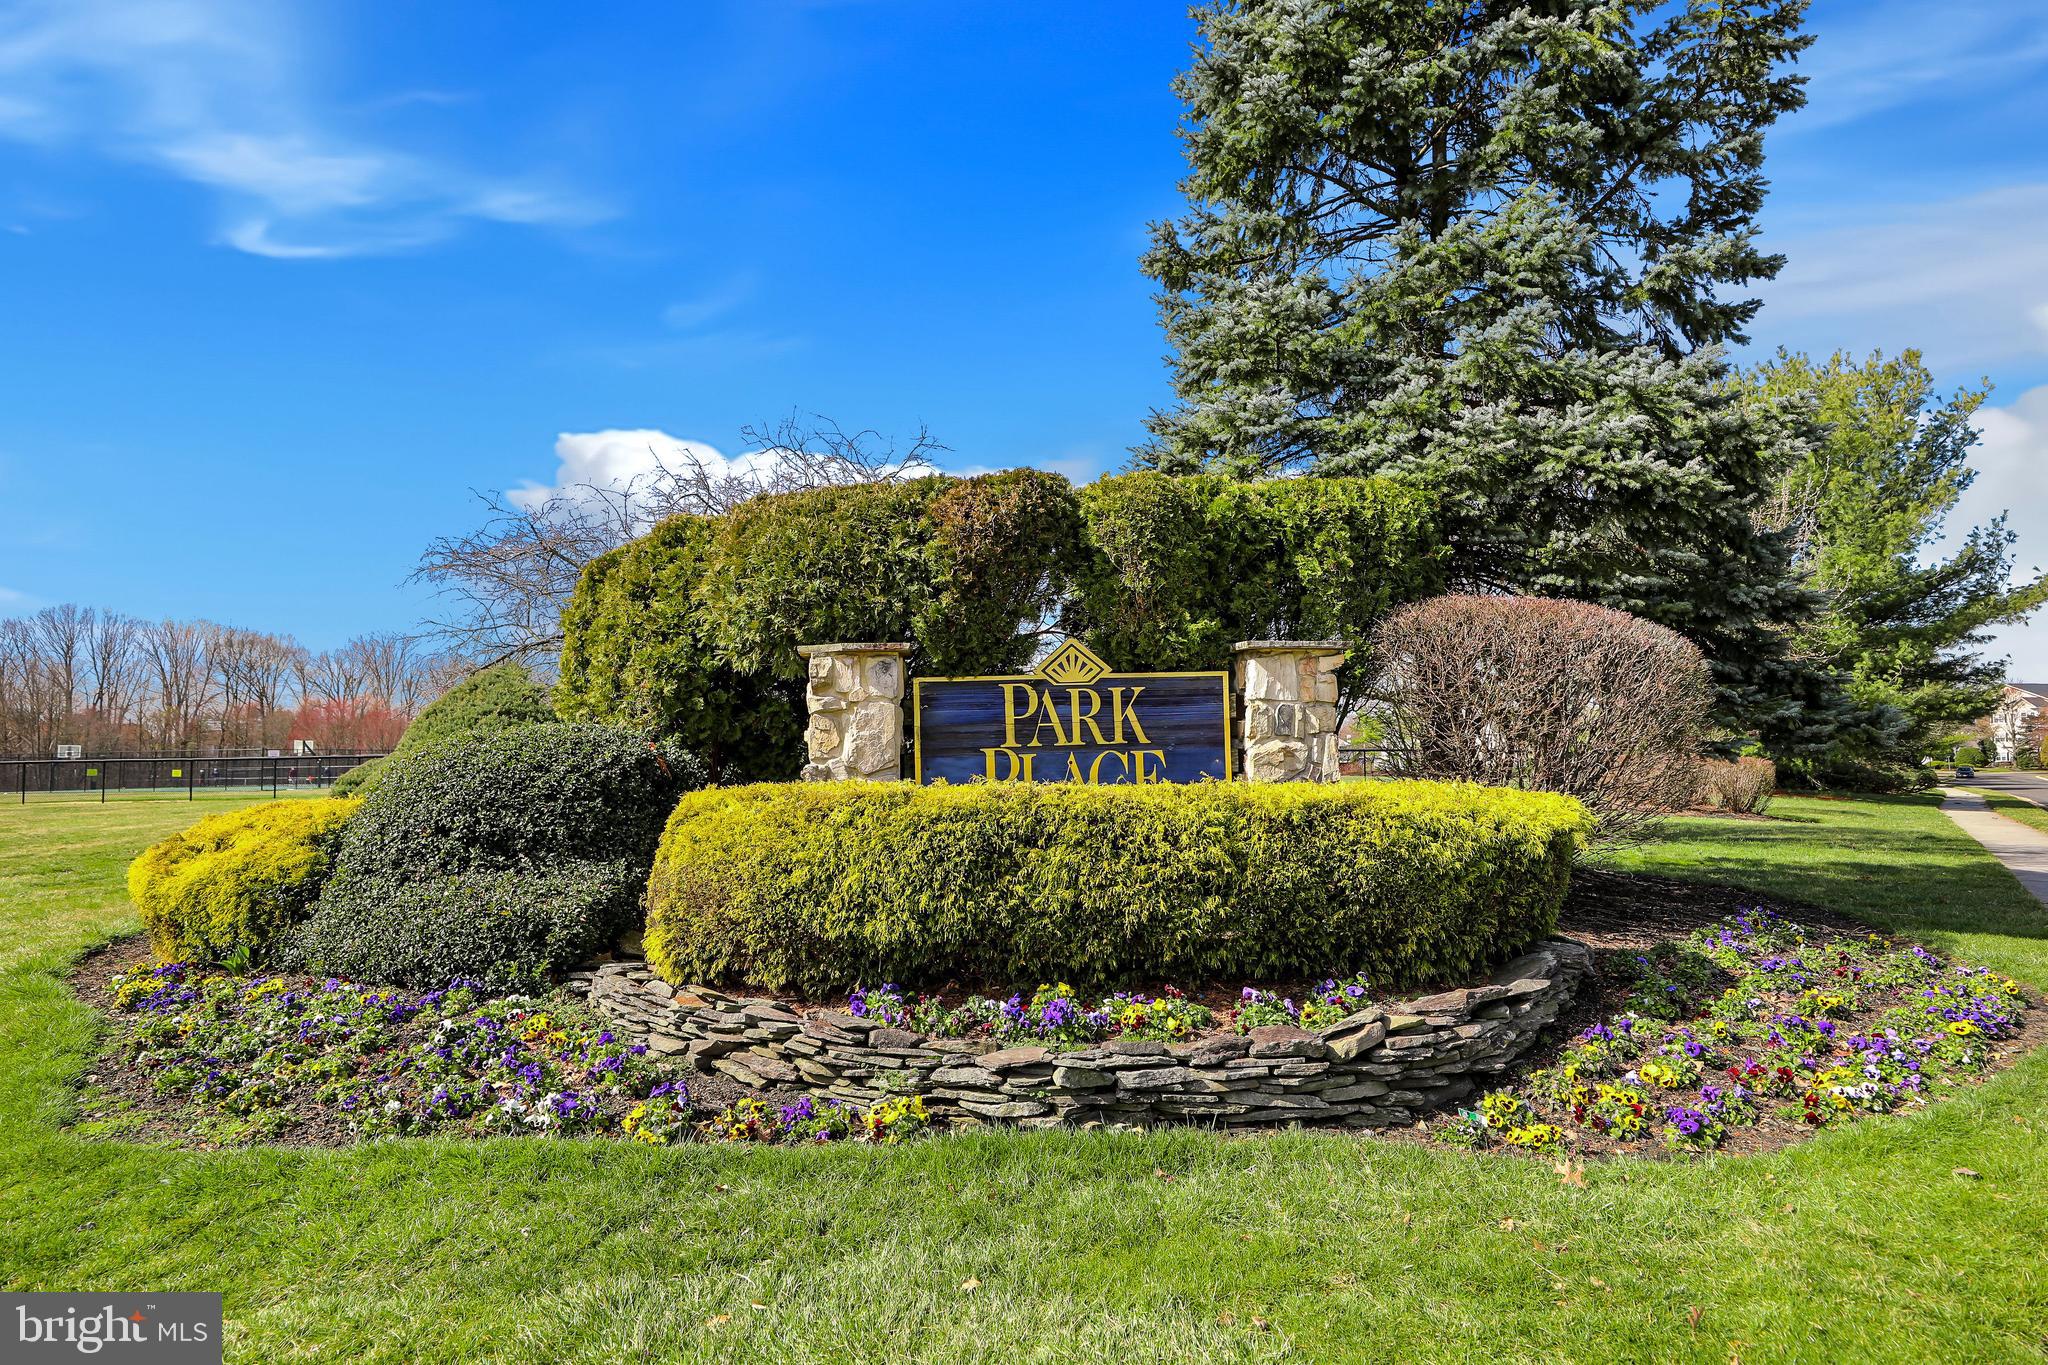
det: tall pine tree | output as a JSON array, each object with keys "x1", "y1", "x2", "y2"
[
  {"x1": 1752, "y1": 350, "x2": 2048, "y2": 774},
  {"x1": 1140, "y1": 0, "x2": 1817, "y2": 737}
]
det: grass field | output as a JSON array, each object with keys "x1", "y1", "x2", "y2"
[
  {"x1": 1983, "y1": 790, "x2": 2048, "y2": 838},
  {"x1": 6, "y1": 787, "x2": 334, "y2": 806},
  {"x1": 2, "y1": 794, "x2": 2045, "y2": 1362}
]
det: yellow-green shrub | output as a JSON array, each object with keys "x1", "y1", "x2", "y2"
[
  {"x1": 128, "y1": 798, "x2": 360, "y2": 963},
  {"x1": 644, "y1": 780, "x2": 1591, "y2": 994}
]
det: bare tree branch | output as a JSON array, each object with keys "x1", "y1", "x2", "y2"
[{"x1": 408, "y1": 414, "x2": 943, "y2": 667}]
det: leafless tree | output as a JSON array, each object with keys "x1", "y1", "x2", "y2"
[
  {"x1": 1369, "y1": 594, "x2": 1714, "y2": 842},
  {"x1": 31, "y1": 604, "x2": 89, "y2": 742},
  {"x1": 409, "y1": 413, "x2": 942, "y2": 668},
  {"x1": 660, "y1": 413, "x2": 944, "y2": 517},
  {"x1": 139, "y1": 619, "x2": 215, "y2": 752},
  {"x1": 82, "y1": 610, "x2": 142, "y2": 751},
  {"x1": 0, "y1": 616, "x2": 67, "y2": 754}
]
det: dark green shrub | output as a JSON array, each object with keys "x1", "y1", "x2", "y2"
[
  {"x1": 296, "y1": 723, "x2": 705, "y2": 985},
  {"x1": 128, "y1": 798, "x2": 360, "y2": 963},
  {"x1": 1068, "y1": 473, "x2": 1447, "y2": 696},
  {"x1": 334, "y1": 663, "x2": 556, "y2": 797},
  {"x1": 399, "y1": 663, "x2": 555, "y2": 753},
  {"x1": 289, "y1": 859, "x2": 642, "y2": 990},
  {"x1": 329, "y1": 761, "x2": 380, "y2": 797},
  {"x1": 644, "y1": 780, "x2": 1591, "y2": 995},
  {"x1": 326, "y1": 722, "x2": 704, "y2": 883}
]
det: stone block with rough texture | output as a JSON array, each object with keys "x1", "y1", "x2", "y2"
[
  {"x1": 797, "y1": 642, "x2": 911, "y2": 781},
  {"x1": 1233, "y1": 640, "x2": 1346, "y2": 782}
]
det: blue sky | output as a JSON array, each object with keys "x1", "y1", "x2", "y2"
[{"x1": 2, "y1": 0, "x2": 2046, "y2": 674}]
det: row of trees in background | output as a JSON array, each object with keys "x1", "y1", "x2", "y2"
[{"x1": 0, "y1": 605, "x2": 462, "y2": 758}]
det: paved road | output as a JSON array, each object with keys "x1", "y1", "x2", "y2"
[
  {"x1": 1940, "y1": 787, "x2": 2048, "y2": 909},
  {"x1": 1954, "y1": 769, "x2": 2048, "y2": 807}
]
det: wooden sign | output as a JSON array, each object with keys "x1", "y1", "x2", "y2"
[{"x1": 912, "y1": 640, "x2": 1232, "y2": 785}]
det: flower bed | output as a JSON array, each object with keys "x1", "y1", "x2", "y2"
[
  {"x1": 1432, "y1": 907, "x2": 2032, "y2": 1156},
  {"x1": 85, "y1": 956, "x2": 924, "y2": 1148},
  {"x1": 73, "y1": 888, "x2": 2039, "y2": 1154},
  {"x1": 843, "y1": 975, "x2": 1375, "y2": 1046}
]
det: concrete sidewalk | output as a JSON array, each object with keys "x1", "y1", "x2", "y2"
[{"x1": 1940, "y1": 788, "x2": 2048, "y2": 909}]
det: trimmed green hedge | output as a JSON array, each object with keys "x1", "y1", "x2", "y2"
[
  {"x1": 556, "y1": 471, "x2": 1078, "y2": 779},
  {"x1": 644, "y1": 780, "x2": 1591, "y2": 995},
  {"x1": 289, "y1": 859, "x2": 643, "y2": 991},
  {"x1": 1069, "y1": 473, "x2": 1446, "y2": 711},
  {"x1": 128, "y1": 798, "x2": 360, "y2": 963},
  {"x1": 293, "y1": 723, "x2": 707, "y2": 986}
]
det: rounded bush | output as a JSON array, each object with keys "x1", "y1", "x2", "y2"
[
  {"x1": 329, "y1": 760, "x2": 380, "y2": 797},
  {"x1": 296, "y1": 723, "x2": 706, "y2": 986},
  {"x1": 644, "y1": 780, "x2": 1592, "y2": 995},
  {"x1": 333, "y1": 663, "x2": 557, "y2": 798},
  {"x1": 399, "y1": 662, "x2": 556, "y2": 754},
  {"x1": 329, "y1": 722, "x2": 706, "y2": 883},
  {"x1": 128, "y1": 798, "x2": 360, "y2": 963},
  {"x1": 1371, "y1": 594, "x2": 1712, "y2": 840},
  {"x1": 288, "y1": 859, "x2": 642, "y2": 991}
]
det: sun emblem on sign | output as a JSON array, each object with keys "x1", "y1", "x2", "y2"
[{"x1": 1036, "y1": 639, "x2": 1112, "y2": 687}]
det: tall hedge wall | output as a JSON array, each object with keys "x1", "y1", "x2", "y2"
[
  {"x1": 557, "y1": 471, "x2": 1079, "y2": 778},
  {"x1": 644, "y1": 780, "x2": 1590, "y2": 995},
  {"x1": 557, "y1": 470, "x2": 1443, "y2": 780},
  {"x1": 1069, "y1": 473, "x2": 1446, "y2": 706},
  {"x1": 556, "y1": 515, "x2": 794, "y2": 779}
]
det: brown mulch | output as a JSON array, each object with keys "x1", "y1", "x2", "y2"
[{"x1": 1556, "y1": 867, "x2": 1878, "y2": 950}]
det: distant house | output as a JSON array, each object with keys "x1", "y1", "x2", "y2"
[{"x1": 1990, "y1": 683, "x2": 2048, "y2": 762}]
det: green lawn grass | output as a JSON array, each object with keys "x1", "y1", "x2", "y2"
[
  {"x1": 1982, "y1": 790, "x2": 2048, "y2": 839},
  {"x1": 2, "y1": 795, "x2": 2046, "y2": 1363}
]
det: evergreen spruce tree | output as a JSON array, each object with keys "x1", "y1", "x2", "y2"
[
  {"x1": 1752, "y1": 350, "x2": 2048, "y2": 775},
  {"x1": 1140, "y1": 0, "x2": 1817, "y2": 735}
]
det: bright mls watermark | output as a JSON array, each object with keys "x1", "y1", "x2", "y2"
[{"x1": 5, "y1": 1294, "x2": 220, "y2": 1362}]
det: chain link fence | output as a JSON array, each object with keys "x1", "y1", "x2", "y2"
[{"x1": 5, "y1": 754, "x2": 388, "y2": 803}]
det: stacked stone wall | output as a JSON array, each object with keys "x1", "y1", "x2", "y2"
[{"x1": 566, "y1": 940, "x2": 1590, "y2": 1130}]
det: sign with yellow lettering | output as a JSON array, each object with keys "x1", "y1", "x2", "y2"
[{"x1": 912, "y1": 640, "x2": 1232, "y2": 785}]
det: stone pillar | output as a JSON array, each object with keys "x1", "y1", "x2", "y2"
[
  {"x1": 797, "y1": 643, "x2": 912, "y2": 781},
  {"x1": 1233, "y1": 640, "x2": 1347, "y2": 783}
]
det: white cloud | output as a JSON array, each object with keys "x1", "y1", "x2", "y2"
[
  {"x1": 509, "y1": 429, "x2": 782, "y2": 514},
  {"x1": 0, "y1": 585, "x2": 30, "y2": 606},
  {"x1": 1758, "y1": 184, "x2": 2048, "y2": 371},
  {"x1": 1794, "y1": 0, "x2": 2048, "y2": 129},
  {"x1": 0, "y1": 0, "x2": 608, "y2": 258},
  {"x1": 1943, "y1": 385, "x2": 2048, "y2": 680}
]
